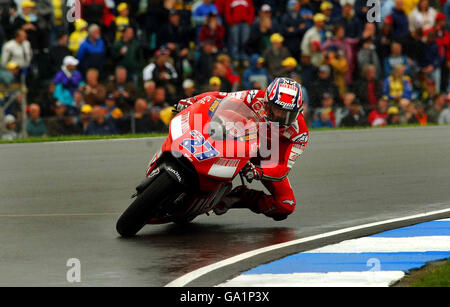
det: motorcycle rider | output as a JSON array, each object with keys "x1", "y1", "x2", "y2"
[{"x1": 175, "y1": 77, "x2": 309, "y2": 221}]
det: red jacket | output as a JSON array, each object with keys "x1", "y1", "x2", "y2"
[
  {"x1": 224, "y1": 0, "x2": 255, "y2": 25},
  {"x1": 199, "y1": 24, "x2": 226, "y2": 49}
]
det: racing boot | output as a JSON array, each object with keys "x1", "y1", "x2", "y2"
[{"x1": 213, "y1": 185, "x2": 264, "y2": 216}]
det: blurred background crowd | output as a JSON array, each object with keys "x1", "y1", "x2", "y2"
[{"x1": 1, "y1": 0, "x2": 450, "y2": 140}]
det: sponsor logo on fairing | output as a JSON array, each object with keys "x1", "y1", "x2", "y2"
[{"x1": 207, "y1": 158, "x2": 240, "y2": 178}]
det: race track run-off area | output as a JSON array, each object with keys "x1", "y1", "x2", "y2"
[{"x1": 0, "y1": 126, "x2": 449, "y2": 286}]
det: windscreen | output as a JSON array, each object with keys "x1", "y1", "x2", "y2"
[{"x1": 208, "y1": 97, "x2": 259, "y2": 141}]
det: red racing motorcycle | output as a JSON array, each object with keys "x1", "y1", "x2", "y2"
[{"x1": 116, "y1": 96, "x2": 262, "y2": 236}]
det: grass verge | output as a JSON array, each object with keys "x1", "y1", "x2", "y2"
[
  {"x1": 393, "y1": 259, "x2": 450, "y2": 287},
  {"x1": 0, "y1": 133, "x2": 167, "y2": 144}
]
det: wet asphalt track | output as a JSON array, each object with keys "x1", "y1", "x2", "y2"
[{"x1": 0, "y1": 126, "x2": 449, "y2": 286}]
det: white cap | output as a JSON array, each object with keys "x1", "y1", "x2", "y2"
[
  {"x1": 182, "y1": 79, "x2": 194, "y2": 89},
  {"x1": 261, "y1": 4, "x2": 271, "y2": 12},
  {"x1": 5, "y1": 114, "x2": 16, "y2": 125},
  {"x1": 63, "y1": 55, "x2": 79, "y2": 67}
]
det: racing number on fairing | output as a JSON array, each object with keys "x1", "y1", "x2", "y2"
[{"x1": 181, "y1": 130, "x2": 219, "y2": 161}]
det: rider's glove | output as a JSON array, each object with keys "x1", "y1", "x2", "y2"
[
  {"x1": 242, "y1": 162, "x2": 262, "y2": 183},
  {"x1": 175, "y1": 98, "x2": 194, "y2": 112}
]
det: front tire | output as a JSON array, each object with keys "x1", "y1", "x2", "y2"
[{"x1": 116, "y1": 171, "x2": 182, "y2": 237}]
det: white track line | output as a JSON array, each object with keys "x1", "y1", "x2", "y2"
[{"x1": 165, "y1": 206, "x2": 450, "y2": 287}]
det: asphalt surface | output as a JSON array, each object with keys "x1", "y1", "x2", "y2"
[{"x1": 0, "y1": 126, "x2": 449, "y2": 286}]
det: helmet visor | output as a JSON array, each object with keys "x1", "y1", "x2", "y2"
[{"x1": 265, "y1": 104, "x2": 299, "y2": 126}]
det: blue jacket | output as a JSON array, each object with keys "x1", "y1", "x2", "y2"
[
  {"x1": 390, "y1": 9, "x2": 409, "y2": 41},
  {"x1": 77, "y1": 38, "x2": 105, "y2": 62},
  {"x1": 422, "y1": 42, "x2": 443, "y2": 68},
  {"x1": 85, "y1": 119, "x2": 119, "y2": 135},
  {"x1": 383, "y1": 55, "x2": 410, "y2": 77},
  {"x1": 242, "y1": 54, "x2": 271, "y2": 89}
]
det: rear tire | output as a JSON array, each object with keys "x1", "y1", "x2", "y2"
[{"x1": 116, "y1": 171, "x2": 182, "y2": 237}]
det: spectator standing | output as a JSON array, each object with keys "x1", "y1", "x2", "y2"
[
  {"x1": 194, "y1": 40, "x2": 217, "y2": 91},
  {"x1": 322, "y1": 45, "x2": 349, "y2": 97},
  {"x1": 79, "y1": 0, "x2": 115, "y2": 28},
  {"x1": 376, "y1": 16, "x2": 395, "y2": 62},
  {"x1": 242, "y1": 54, "x2": 271, "y2": 89},
  {"x1": 421, "y1": 29, "x2": 443, "y2": 92},
  {"x1": 357, "y1": 37, "x2": 382, "y2": 79},
  {"x1": 433, "y1": 13, "x2": 450, "y2": 92},
  {"x1": 68, "y1": 19, "x2": 88, "y2": 55},
  {"x1": 49, "y1": 32, "x2": 71, "y2": 77},
  {"x1": 157, "y1": 10, "x2": 190, "y2": 62},
  {"x1": 1, "y1": 29, "x2": 32, "y2": 69},
  {"x1": 353, "y1": 64, "x2": 383, "y2": 111},
  {"x1": 112, "y1": 3, "x2": 136, "y2": 42},
  {"x1": 246, "y1": 7, "x2": 278, "y2": 57},
  {"x1": 193, "y1": 0, "x2": 219, "y2": 25},
  {"x1": 76, "y1": 24, "x2": 106, "y2": 76},
  {"x1": 408, "y1": 0, "x2": 436, "y2": 33},
  {"x1": 224, "y1": 0, "x2": 255, "y2": 66},
  {"x1": 389, "y1": 0, "x2": 410, "y2": 42},
  {"x1": 280, "y1": 0, "x2": 307, "y2": 60},
  {"x1": 322, "y1": 24, "x2": 358, "y2": 84},
  {"x1": 262, "y1": 33, "x2": 291, "y2": 78},
  {"x1": 111, "y1": 27, "x2": 141, "y2": 79},
  {"x1": 198, "y1": 12, "x2": 226, "y2": 50},
  {"x1": 12, "y1": 1, "x2": 40, "y2": 50},
  {"x1": 26, "y1": 103, "x2": 48, "y2": 137},
  {"x1": 301, "y1": 13, "x2": 326, "y2": 58},
  {"x1": 299, "y1": 53, "x2": 318, "y2": 89}
]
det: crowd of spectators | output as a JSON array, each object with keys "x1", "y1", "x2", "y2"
[{"x1": 1, "y1": 0, "x2": 450, "y2": 140}]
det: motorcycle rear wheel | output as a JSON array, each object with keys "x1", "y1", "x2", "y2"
[{"x1": 116, "y1": 171, "x2": 183, "y2": 237}]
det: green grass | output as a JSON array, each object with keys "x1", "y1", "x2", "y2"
[
  {"x1": 0, "y1": 133, "x2": 167, "y2": 144},
  {"x1": 409, "y1": 259, "x2": 450, "y2": 287}
]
